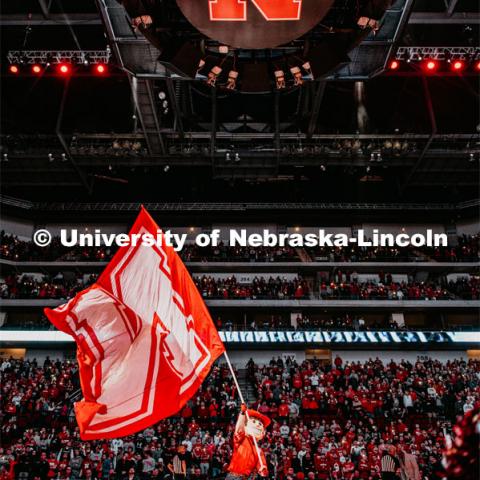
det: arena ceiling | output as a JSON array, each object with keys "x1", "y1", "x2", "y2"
[{"x1": 0, "y1": 0, "x2": 479, "y2": 204}]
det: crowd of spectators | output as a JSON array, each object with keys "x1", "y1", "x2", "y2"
[
  {"x1": 311, "y1": 246, "x2": 418, "y2": 263},
  {"x1": 1, "y1": 355, "x2": 478, "y2": 480},
  {"x1": 181, "y1": 244, "x2": 299, "y2": 263},
  {"x1": 317, "y1": 276, "x2": 479, "y2": 301},
  {"x1": 2, "y1": 311, "x2": 473, "y2": 332},
  {"x1": 423, "y1": 234, "x2": 479, "y2": 263},
  {"x1": 0, "y1": 233, "x2": 113, "y2": 263},
  {"x1": 1, "y1": 231, "x2": 478, "y2": 263},
  {"x1": 194, "y1": 276, "x2": 309, "y2": 300},
  {"x1": 309, "y1": 234, "x2": 478, "y2": 263},
  {"x1": 215, "y1": 314, "x2": 402, "y2": 332},
  {"x1": 0, "y1": 233, "x2": 298, "y2": 264},
  {"x1": 294, "y1": 315, "x2": 402, "y2": 332},
  {"x1": 0, "y1": 275, "x2": 98, "y2": 300},
  {"x1": 2, "y1": 272, "x2": 477, "y2": 301}
]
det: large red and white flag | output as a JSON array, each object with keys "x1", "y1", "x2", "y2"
[{"x1": 45, "y1": 208, "x2": 225, "y2": 439}]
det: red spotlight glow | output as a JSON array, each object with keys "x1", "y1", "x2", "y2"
[
  {"x1": 32, "y1": 65, "x2": 42, "y2": 74},
  {"x1": 452, "y1": 60, "x2": 464, "y2": 71},
  {"x1": 425, "y1": 60, "x2": 438, "y2": 72},
  {"x1": 475, "y1": 61, "x2": 480, "y2": 72},
  {"x1": 389, "y1": 60, "x2": 399, "y2": 70},
  {"x1": 58, "y1": 63, "x2": 71, "y2": 75},
  {"x1": 95, "y1": 64, "x2": 107, "y2": 74},
  {"x1": 9, "y1": 65, "x2": 19, "y2": 74}
]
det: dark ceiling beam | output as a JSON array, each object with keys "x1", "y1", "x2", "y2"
[
  {"x1": 166, "y1": 78, "x2": 185, "y2": 140},
  {"x1": 274, "y1": 92, "x2": 281, "y2": 155},
  {"x1": 3, "y1": 133, "x2": 475, "y2": 142},
  {"x1": 446, "y1": 0, "x2": 459, "y2": 16},
  {"x1": 55, "y1": 79, "x2": 93, "y2": 194},
  {"x1": 408, "y1": 12, "x2": 480, "y2": 24},
  {"x1": 307, "y1": 81, "x2": 326, "y2": 139},
  {"x1": 38, "y1": 0, "x2": 51, "y2": 19},
  {"x1": 409, "y1": 181, "x2": 478, "y2": 186},
  {"x1": 3, "y1": 156, "x2": 475, "y2": 168},
  {"x1": 2, "y1": 182, "x2": 84, "y2": 186},
  {"x1": 210, "y1": 87, "x2": 217, "y2": 159},
  {"x1": 1, "y1": 11, "x2": 477, "y2": 27},
  {"x1": 401, "y1": 77, "x2": 438, "y2": 193},
  {"x1": 4, "y1": 158, "x2": 476, "y2": 168},
  {"x1": 0, "y1": 14, "x2": 101, "y2": 26}
]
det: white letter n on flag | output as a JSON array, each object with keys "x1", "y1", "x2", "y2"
[{"x1": 45, "y1": 207, "x2": 225, "y2": 439}]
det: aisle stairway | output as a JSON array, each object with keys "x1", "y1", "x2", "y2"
[{"x1": 237, "y1": 368, "x2": 257, "y2": 405}]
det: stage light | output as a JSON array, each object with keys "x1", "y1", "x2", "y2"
[
  {"x1": 452, "y1": 60, "x2": 464, "y2": 71},
  {"x1": 425, "y1": 60, "x2": 438, "y2": 72},
  {"x1": 9, "y1": 65, "x2": 19, "y2": 74},
  {"x1": 234, "y1": 153, "x2": 240, "y2": 163},
  {"x1": 58, "y1": 63, "x2": 71, "y2": 75},
  {"x1": 32, "y1": 65, "x2": 42, "y2": 74},
  {"x1": 206, "y1": 66, "x2": 222, "y2": 87},
  {"x1": 95, "y1": 64, "x2": 107, "y2": 74},
  {"x1": 474, "y1": 60, "x2": 480, "y2": 72},
  {"x1": 302, "y1": 62, "x2": 313, "y2": 80},
  {"x1": 226, "y1": 70, "x2": 238, "y2": 90},
  {"x1": 164, "y1": 165, "x2": 170, "y2": 172},
  {"x1": 48, "y1": 153, "x2": 54, "y2": 162},
  {"x1": 274, "y1": 70, "x2": 286, "y2": 89},
  {"x1": 290, "y1": 66, "x2": 303, "y2": 86},
  {"x1": 389, "y1": 60, "x2": 399, "y2": 70}
]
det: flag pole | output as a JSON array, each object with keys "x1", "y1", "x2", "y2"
[{"x1": 223, "y1": 351, "x2": 266, "y2": 472}]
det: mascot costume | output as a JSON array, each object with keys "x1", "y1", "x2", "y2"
[{"x1": 226, "y1": 403, "x2": 270, "y2": 479}]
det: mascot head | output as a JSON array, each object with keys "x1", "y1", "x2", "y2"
[{"x1": 245, "y1": 409, "x2": 271, "y2": 440}]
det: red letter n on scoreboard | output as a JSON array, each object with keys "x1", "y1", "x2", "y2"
[{"x1": 209, "y1": 0, "x2": 302, "y2": 21}]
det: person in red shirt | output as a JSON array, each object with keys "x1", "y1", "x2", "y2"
[
  {"x1": 314, "y1": 453, "x2": 329, "y2": 480},
  {"x1": 226, "y1": 404, "x2": 269, "y2": 479},
  {"x1": 278, "y1": 401, "x2": 289, "y2": 419}
]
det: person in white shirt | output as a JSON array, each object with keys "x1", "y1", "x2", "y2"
[
  {"x1": 0, "y1": 360, "x2": 11, "y2": 372},
  {"x1": 289, "y1": 402, "x2": 300, "y2": 418},
  {"x1": 279, "y1": 422, "x2": 290, "y2": 438},
  {"x1": 111, "y1": 438, "x2": 123, "y2": 455},
  {"x1": 403, "y1": 391, "x2": 414, "y2": 411},
  {"x1": 463, "y1": 397, "x2": 474, "y2": 413}
]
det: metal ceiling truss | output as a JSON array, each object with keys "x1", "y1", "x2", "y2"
[
  {"x1": 94, "y1": 0, "x2": 415, "y2": 81},
  {"x1": 1, "y1": 11, "x2": 479, "y2": 27},
  {"x1": 395, "y1": 47, "x2": 480, "y2": 62},
  {"x1": 330, "y1": 0, "x2": 415, "y2": 80},
  {"x1": 129, "y1": 76, "x2": 166, "y2": 155},
  {"x1": 7, "y1": 50, "x2": 112, "y2": 65},
  {"x1": 2, "y1": 193, "x2": 477, "y2": 212}
]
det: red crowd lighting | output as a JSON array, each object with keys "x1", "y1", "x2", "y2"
[
  {"x1": 451, "y1": 60, "x2": 465, "y2": 71},
  {"x1": 9, "y1": 65, "x2": 19, "y2": 74},
  {"x1": 58, "y1": 63, "x2": 71, "y2": 75},
  {"x1": 32, "y1": 64, "x2": 42, "y2": 74},
  {"x1": 95, "y1": 63, "x2": 107, "y2": 74},
  {"x1": 426, "y1": 60, "x2": 437, "y2": 71},
  {"x1": 389, "y1": 60, "x2": 399, "y2": 70}
]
